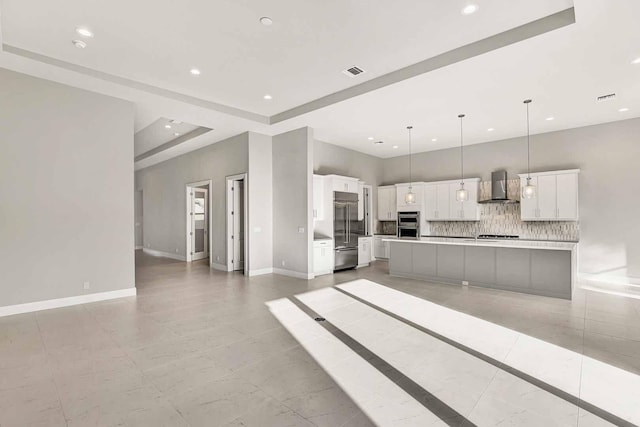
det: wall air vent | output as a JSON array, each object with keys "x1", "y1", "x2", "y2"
[
  {"x1": 373, "y1": 140, "x2": 384, "y2": 145},
  {"x1": 342, "y1": 66, "x2": 365, "y2": 77},
  {"x1": 596, "y1": 93, "x2": 616, "y2": 102}
]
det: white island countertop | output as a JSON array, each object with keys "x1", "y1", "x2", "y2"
[{"x1": 382, "y1": 236, "x2": 577, "y2": 251}]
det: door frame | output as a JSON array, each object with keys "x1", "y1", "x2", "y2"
[
  {"x1": 186, "y1": 179, "x2": 213, "y2": 263},
  {"x1": 226, "y1": 173, "x2": 248, "y2": 274}
]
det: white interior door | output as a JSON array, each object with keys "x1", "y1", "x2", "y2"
[
  {"x1": 190, "y1": 188, "x2": 208, "y2": 261},
  {"x1": 232, "y1": 180, "x2": 245, "y2": 271}
]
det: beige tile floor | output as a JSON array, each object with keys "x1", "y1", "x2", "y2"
[{"x1": 1, "y1": 251, "x2": 639, "y2": 426}]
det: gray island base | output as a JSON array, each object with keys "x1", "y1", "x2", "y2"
[{"x1": 385, "y1": 238, "x2": 577, "y2": 300}]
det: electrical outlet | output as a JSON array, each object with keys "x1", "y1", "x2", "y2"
[
  {"x1": 216, "y1": 255, "x2": 220, "y2": 261},
  {"x1": 83, "y1": 281, "x2": 90, "y2": 290},
  {"x1": 175, "y1": 248, "x2": 179, "y2": 253},
  {"x1": 462, "y1": 281, "x2": 469, "y2": 286},
  {"x1": 281, "y1": 260, "x2": 286, "y2": 266},
  {"x1": 298, "y1": 227, "x2": 305, "y2": 233}
]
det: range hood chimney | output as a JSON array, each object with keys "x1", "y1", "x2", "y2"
[{"x1": 478, "y1": 170, "x2": 519, "y2": 204}]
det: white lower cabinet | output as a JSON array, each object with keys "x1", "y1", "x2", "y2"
[
  {"x1": 374, "y1": 236, "x2": 391, "y2": 259},
  {"x1": 358, "y1": 236, "x2": 373, "y2": 267},
  {"x1": 313, "y1": 239, "x2": 334, "y2": 276}
]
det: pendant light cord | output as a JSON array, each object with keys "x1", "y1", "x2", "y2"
[
  {"x1": 458, "y1": 114, "x2": 465, "y2": 185},
  {"x1": 525, "y1": 99, "x2": 532, "y2": 179},
  {"x1": 407, "y1": 126, "x2": 413, "y2": 187}
]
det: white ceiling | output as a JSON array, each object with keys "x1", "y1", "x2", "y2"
[
  {"x1": 1, "y1": 0, "x2": 639, "y2": 164},
  {"x1": 134, "y1": 118, "x2": 200, "y2": 158}
]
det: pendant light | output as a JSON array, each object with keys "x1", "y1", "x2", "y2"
[
  {"x1": 455, "y1": 114, "x2": 469, "y2": 202},
  {"x1": 522, "y1": 99, "x2": 536, "y2": 199},
  {"x1": 405, "y1": 125, "x2": 416, "y2": 204}
]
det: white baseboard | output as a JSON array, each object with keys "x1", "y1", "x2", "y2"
[
  {"x1": 313, "y1": 270, "x2": 333, "y2": 276},
  {"x1": 0, "y1": 287, "x2": 137, "y2": 318},
  {"x1": 143, "y1": 248, "x2": 186, "y2": 261},
  {"x1": 248, "y1": 267, "x2": 273, "y2": 276},
  {"x1": 210, "y1": 262, "x2": 229, "y2": 272},
  {"x1": 273, "y1": 268, "x2": 314, "y2": 280}
]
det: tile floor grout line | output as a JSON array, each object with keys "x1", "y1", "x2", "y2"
[
  {"x1": 334, "y1": 286, "x2": 635, "y2": 427},
  {"x1": 33, "y1": 312, "x2": 70, "y2": 426},
  {"x1": 289, "y1": 295, "x2": 475, "y2": 427}
]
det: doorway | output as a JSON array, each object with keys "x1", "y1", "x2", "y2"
[
  {"x1": 134, "y1": 190, "x2": 143, "y2": 249},
  {"x1": 186, "y1": 180, "x2": 212, "y2": 263},
  {"x1": 226, "y1": 174, "x2": 247, "y2": 273}
]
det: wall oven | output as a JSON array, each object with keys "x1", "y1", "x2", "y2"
[{"x1": 397, "y1": 211, "x2": 420, "y2": 240}]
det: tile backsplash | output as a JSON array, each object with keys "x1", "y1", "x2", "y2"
[{"x1": 428, "y1": 179, "x2": 580, "y2": 241}]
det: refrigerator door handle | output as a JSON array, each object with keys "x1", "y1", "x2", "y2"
[{"x1": 346, "y1": 205, "x2": 350, "y2": 243}]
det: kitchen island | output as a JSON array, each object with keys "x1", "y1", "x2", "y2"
[{"x1": 383, "y1": 237, "x2": 577, "y2": 299}]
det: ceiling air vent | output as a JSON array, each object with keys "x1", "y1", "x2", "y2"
[
  {"x1": 596, "y1": 93, "x2": 616, "y2": 102},
  {"x1": 342, "y1": 66, "x2": 365, "y2": 77},
  {"x1": 373, "y1": 140, "x2": 384, "y2": 145}
]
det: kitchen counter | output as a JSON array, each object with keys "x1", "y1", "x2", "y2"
[
  {"x1": 385, "y1": 237, "x2": 577, "y2": 299},
  {"x1": 383, "y1": 236, "x2": 576, "y2": 251}
]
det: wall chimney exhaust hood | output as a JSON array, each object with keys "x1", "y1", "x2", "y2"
[{"x1": 478, "y1": 170, "x2": 519, "y2": 204}]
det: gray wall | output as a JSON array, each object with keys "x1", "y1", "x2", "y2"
[
  {"x1": 0, "y1": 68, "x2": 135, "y2": 307},
  {"x1": 313, "y1": 140, "x2": 384, "y2": 236},
  {"x1": 272, "y1": 128, "x2": 314, "y2": 276},
  {"x1": 135, "y1": 133, "x2": 248, "y2": 264},
  {"x1": 383, "y1": 118, "x2": 640, "y2": 277},
  {"x1": 247, "y1": 132, "x2": 273, "y2": 274}
]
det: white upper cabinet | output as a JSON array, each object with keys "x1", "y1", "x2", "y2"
[
  {"x1": 556, "y1": 173, "x2": 579, "y2": 220},
  {"x1": 519, "y1": 170, "x2": 579, "y2": 221},
  {"x1": 377, "y1": 186, "x2": 397, "y2": 221},
  {"x1": 424, "y1": 179, "x2": 479, "y2": 221},
  {"x1": 312, "y1": 175, "x2": 325, "y2": 221},
  {"x1": 330, "y1": 175, "x2": 359, "y2": 193},
  {"x1": 537, "y1": 175, "x2": 557, "y2": 219},
  {"x1": 396, "y1": 183, "x2": 424, "y2": 211}
]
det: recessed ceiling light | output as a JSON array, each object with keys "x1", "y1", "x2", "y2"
[
  {"x1": 487, "y1": 128, "x2": 495, "y2": 132},
  {"x1": 432, "y1": 138, "x2": 437, "y2": 142},
  {"x1": 619, "y1": 107, "x2": 630, "y2": 112},
  {"x1": 72, "y1": 40, "x2": 87, "y2": 49},
  {"x1": 263, "y1": 94, "x2": 272, "y2": 100},
  {"x1": 546, "y1": 116, "x2": 555, "y2": 121},
  {"x1": 367, "y1": 137, "x2": 374, "y2": 141},
  {"x1": 165, "y1": 124, "x2": 172, "y2": 129},
  {"x1": 462, "y1": 4, "x2": 479, "y2": 15},
  {"x1": 170, "y1": 120, "x2": 182, "y2": 125},
  {"x1": 190, "y1": 68, "x2": 201, "y2": 76},
  {"x1": 632, "y1": 57, "x2": 640, "y2": 65},
  {"x1": 75, "y1": 27, "x2": 93, "y2": 38},
  {"x1": 392, "y1": 145, "x2": 399, "y2": 149},
  {"x1": 260, "y1": 17, "x2": 273, "y2": 26}
]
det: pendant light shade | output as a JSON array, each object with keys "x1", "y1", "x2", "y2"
[
  {"x1": 405, "y1": 125, "x2": 416, "y2": 204},
  {"x1": 522, "y1": 99, "x2": 536, "y2": 199},
  {"x1": 456, "y1": 114, "x2": 469, "y2": 202}
]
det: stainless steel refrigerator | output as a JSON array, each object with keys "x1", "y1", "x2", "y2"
[{"x1": 334, "y1": 191, "x2": 359, "y2": 270}]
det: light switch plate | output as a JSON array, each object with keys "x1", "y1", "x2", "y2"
[
  {"x1": 254, "y1": 227, "x2": 262, "y2": 233},
  {"x1": 298, "y1": 227, "x2": 305, "y2": 233}
]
